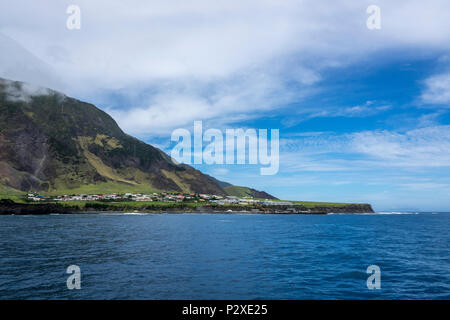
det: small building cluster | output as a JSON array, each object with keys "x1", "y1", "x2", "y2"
[
  {"x1": 28, "y1": 192, "x2": 187, "y2": 202},
  {"x1": 26, "y1": 192, "x2": 293, "y2": 206}
]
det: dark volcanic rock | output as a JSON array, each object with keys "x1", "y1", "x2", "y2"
[{"x1": 0, "y1": 199, "x2": 75, "y2": 215}]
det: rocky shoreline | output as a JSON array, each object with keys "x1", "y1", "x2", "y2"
[{"x1": 0, "y1": 199, "x2": 374, "y2": 215}]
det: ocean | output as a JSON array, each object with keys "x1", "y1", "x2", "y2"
[{"x1": 0, "y1": 212, "x2": 449, "y2": 299}]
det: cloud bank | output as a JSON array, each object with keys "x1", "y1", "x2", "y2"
[{"x1": 1, "y1": 0, "x2": 450, "y2": 135}]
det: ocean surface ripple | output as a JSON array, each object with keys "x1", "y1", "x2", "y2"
[{"x1": 0, "y1": 212, "x2": 449, "y2": 299}]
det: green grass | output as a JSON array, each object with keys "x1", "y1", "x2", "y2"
[
  {"x1": 0, "y1": 185, "x2": 27, "y2": 202},
  {"x1": 224, "y1": 186, "x2": 254, "y2": 198},
  {"x1": 0, "y1": 182, "x2": 369, "y2": 210},
  {"x1": 45, "y1": 181, "x2": 161, "y2": 196},
  {"x1": 53, "y1": 200, "x2": 212, "y2": 212},
  {"x1": 291, "y1": 201, "x2": 354, "y2": 208},
  {"x1": 260, "y1": 199, "x2": 368, "y2": 208},
  {"x1": 222, "y1": 189, "x2": 365, "y2": 208}
]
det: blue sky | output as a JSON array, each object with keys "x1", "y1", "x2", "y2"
[
  {"x1": 1, "y1": 0, "x2": 450, "y2": 211},
  {"x1": 192, "y1": 55, "x2": 450, "y2": 211}
]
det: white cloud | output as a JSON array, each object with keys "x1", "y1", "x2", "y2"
[
  {"x1": 280, "y1": 101, "x2": 391, "y2": 128},
  {"x1": 350, "y1": 126, "x2": 450, "y2": 167},
  {"x1": 399, "y1": 182, "x2": 450, "y2": 190},
  {"x1": 278, "y1": 125, "x2": 450, "y2": 173},
  {"x1": 336, "y1": 101, "x2": 391, "y2": 117},
  {"x1": 209, "y1": 168, "x2": 230, "y2": 177},
  {"x1": 107, "y1": 71, "x2": 306, "y2": 136},
  {"x1": 421, "y1": 72, "x2": 450, "y2": 105},
  {"x1": 1, "y1": 0, "x2": 450, "y2": 136},
  {"x1": 0, "y1": 78, "x2": 56, "y2": 102},
  {"x1": 0, "y1": 33, "x2": 63, "y2": 91},
  {"x1": 310, "y1": 101, "x2": 391, "y2": 119},
  {"x1": 260, "y1": 126, "x2": 450, "y2": 209}
]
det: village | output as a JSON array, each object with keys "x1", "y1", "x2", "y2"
[{"x1": 26, "y1": 192, "x2": 295, "y2": 206}]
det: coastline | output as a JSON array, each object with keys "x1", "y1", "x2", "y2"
[{"x1": 0, "y1": 199, "x2": 374, "y2": 215}]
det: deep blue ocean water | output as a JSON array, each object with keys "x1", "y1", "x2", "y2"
[{"x1": 0, "y1": 212, "x2": 449, "y2": 299}]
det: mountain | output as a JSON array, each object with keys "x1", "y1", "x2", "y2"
[
  {"x1": 204, "y1": 174, "x2": 278, "y2": 200},
  {"x1": 203, "y1": 174, "x2": 233, "y2": 189},
  {"x1": 223, "y1": 186, "x2": 278, "y2": 200},
  {"x1": 0, "y1": 78, "x2": 276, "y2": 198}
]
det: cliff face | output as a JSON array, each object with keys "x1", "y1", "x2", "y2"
[
  {"x1": 0, "y1": 199, "x2": 374, "y2": 215},
  {"x1": 308, "y1": 204, "x2": 374, "y2": 213},
  {"x1": 0, "y1": 78, "x2": 272, "y2": 196}
]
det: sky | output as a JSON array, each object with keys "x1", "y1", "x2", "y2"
[{"x1": 0, "y1": 0, "x2": 450, "y2": 211}]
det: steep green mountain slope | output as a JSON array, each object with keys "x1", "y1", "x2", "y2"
[
  {"x1": 0, "y1": 78, "x2": 275, "y2": 197},
  {"x1": 224, "y1": 186, "x2": 278, "y2": 200}
]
